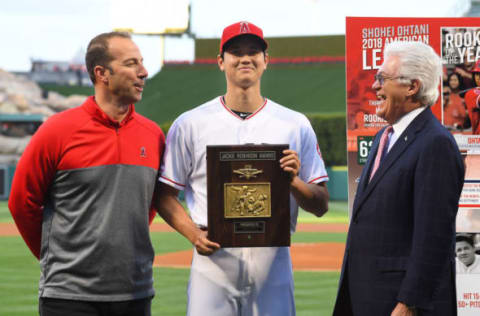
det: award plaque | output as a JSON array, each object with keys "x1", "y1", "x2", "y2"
[{"x1": 207, "y1": 144, "x2": 291, "y2": 247}]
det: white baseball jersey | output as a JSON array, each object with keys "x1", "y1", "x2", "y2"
[
  {"x1": 159, "y1": 96, "x2": 328, "y2": 316},
  {"x1": 160, "y1": 96, "x2": 328, "y2": 230}
]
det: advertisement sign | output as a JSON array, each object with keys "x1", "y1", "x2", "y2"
[{"x1": 346, "y1": 17, "x2": 480, "y2": 314}]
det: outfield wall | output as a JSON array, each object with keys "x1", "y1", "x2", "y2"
[{"x1": 195, "y1": 35, "x2": 346, "y2": 60}]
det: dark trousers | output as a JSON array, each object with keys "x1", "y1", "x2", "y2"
[
  {"x1": 333, "y1": 266, "x2": 354, "y2": 316},
  {"x1": 39, "y1": 297, "x2": 152, "y2": 316}
]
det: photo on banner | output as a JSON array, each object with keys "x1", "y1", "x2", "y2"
[{"x1": 345, "y1": 17, "x2": 480, "y2": 315}]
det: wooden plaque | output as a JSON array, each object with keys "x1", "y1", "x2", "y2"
[{"x1": 207, "y1": 144, "x2": 291, "y2": 247}]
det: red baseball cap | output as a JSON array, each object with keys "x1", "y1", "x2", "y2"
[
  {"x1": 220, "y1": 21, "x2": 268, "y2": 53},
  {"x1": 473, "y1": 59, "x2": 480, "y2": 73}
]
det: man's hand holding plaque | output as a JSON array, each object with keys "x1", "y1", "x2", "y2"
[{"x1": 207, "y1": 144, "x2": 291, "y2": 247}]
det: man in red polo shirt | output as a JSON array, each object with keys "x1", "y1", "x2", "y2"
[{"x1": 9, "y1": 32, "x2": 165, "y2": 316}]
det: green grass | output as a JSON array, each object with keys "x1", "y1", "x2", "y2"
[
  {"x1": 0, "y1": 233, "x2": 343, "y2": 316},
  {"x1": 149, "y1": 230, "x2": 347, "y2": 251},
  {"x1": 298, "y1": 201, "x2": 349, "y2": 224},
  {"x1": 0, "y1": 237, "x2": 41, "y2": 316},
  {"x1": 1, "y1": 200, "x2": 350, "y2": 225},
  {"x1": 150, "y1": 232, "x2": 193, "y2": 254},
  {"x1": 0, "y1": 200, "x2": 12, "y2": 222},
  {"x1": 292, "y1": 232, "x2": 346, "y2": 243},
  {"x1": 40, "y1": 63, "x2": 346, "y2": 125},
  {"x1": 150, "y1": 200, "x2": 349, "y2": 225},
  {"x1": 295, "y1": 271, "x2": 340, "y2": 316},
  {"x1": 152, "y1": 267, "x2": 190, "y2": 315},
  {"x1": 0, "y1": 200, "x2": 347, "y2": 315},
  {"x1": 151, "y1": 268, "x2": 341, "y2": 316}
]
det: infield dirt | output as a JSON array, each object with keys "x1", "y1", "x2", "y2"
[{"x1": 0, "y1": 222, "x2": 347, "y2": 271}]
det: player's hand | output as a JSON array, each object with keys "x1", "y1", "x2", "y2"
[
  {"x1": 280, "y1": 149, "x2": 300, "y2": 181},
  {"x1": 391, "y1": 302, "x2": 416, "y2": 316},
  {"x1": 193, "y1": 230, "x2": 220, "y2": 256},
  {"x1": 455, "y1": 67, "x2": 470, "y2": 78}
]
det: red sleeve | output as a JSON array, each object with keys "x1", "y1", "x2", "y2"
[
  {"x1": 465, "y1": 89, "x2": 480, "y2": 110},
  {"x1": 8, "y1": 118, "x2": 61, "y2": 259}
]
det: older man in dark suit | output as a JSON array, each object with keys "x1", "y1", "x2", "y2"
[{"x1": 333, "y1": 41, "x2": 465, "y2": 316}]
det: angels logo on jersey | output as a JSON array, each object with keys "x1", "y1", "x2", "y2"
[
  {"x1": 140, "y1": 146, "x2": 147, "y2": 158},
  {"x1": 240, "y1": 22, "x2": 250, "y2": 33}
]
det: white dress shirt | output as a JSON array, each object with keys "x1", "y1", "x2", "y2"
[{"x1": 387, "y1": 106, "x2": 428, "y2": 152}]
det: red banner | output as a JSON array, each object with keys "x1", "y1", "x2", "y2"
[{"x1": 346, "y1": 17, "x2": 480, "y2": 315}]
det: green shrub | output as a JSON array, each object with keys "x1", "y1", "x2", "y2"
[
  {"x1": 159, "y1": 121, "x2": 173, "y2": 135},
  {"x1": 196, "y1": 35, "x2": 346, "y2": 59},
  {"x1": 307, "y1": 113, "x2": 347, "y2": 166}
]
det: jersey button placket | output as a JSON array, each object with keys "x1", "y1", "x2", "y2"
[
  {"x1": 240, "y1": 248, "x2": 252, "y2": 295},
  {"x1": 237, "y1": 120, "x2": 250, "y2": 144},
  {"x1": 236, "y1": 120, "x2": 247, "y2": 144}
]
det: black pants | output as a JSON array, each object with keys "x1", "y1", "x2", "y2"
[
  {"x1": 39, "y1": 297, "x2": 152, "y2": 316},
  {"x1": 333, "y1": 266, "x2": 353, "y2": 316}
]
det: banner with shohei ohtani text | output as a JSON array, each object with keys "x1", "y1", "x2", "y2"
[{"x1": 346, "y1": 17, "x2": 480, "y2": 315}]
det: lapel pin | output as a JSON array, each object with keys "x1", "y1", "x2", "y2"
[{"x1": 404, "y1": 136, "x2": 408, "y2": 141}]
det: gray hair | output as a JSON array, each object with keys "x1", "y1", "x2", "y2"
[{"x1": 383, "y1": 41, "x2": 442, "y2": 106}]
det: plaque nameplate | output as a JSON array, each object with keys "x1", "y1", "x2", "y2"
[
  {"x1": 234, "y1": 221, "x2": 266, "y2": 233},
  {"x1": 220, "y1": 151, "x2": 276, "y2": 161}
]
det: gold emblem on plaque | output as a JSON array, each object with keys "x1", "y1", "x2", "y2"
[
  {"x1": 233, "y1": 165, "x2": 263, "y2": 180},
  {"x1": 224, "y1": 183, "x2": 271, "y2": 218}
]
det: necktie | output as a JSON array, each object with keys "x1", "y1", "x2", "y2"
[{"x1": 369, "y1": 125, "x2": 393, "y2": 182}]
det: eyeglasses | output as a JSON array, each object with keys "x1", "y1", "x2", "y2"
[{"x1": 374, "y1": 73, "x2": 405, "y2": 86}]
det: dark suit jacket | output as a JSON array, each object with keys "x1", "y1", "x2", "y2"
[{"x1": 333, "y1": 107, "x2": 464, "y2": 316}]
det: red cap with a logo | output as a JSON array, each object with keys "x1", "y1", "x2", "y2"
[
  {"x1": 473, "y1": 59, "x2": 480, "y2": 73},
  {"x1": 220, "y1": 21, "x2": 268, "y2": 53}
]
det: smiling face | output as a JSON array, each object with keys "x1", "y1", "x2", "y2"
[
  {"x1": 449, "y1": 73, "x2": 460, "y2": 90},
  {"x1": 103, "y1": 37, "x2": 148, "y2": 105},
  {"x1": 372, "y1": 55, "x2": 419, "y2": 125},
  {"x1": 474, "y1": 73, "x2": 480, "y2": 87},
  {"x1": 456, "y1": 240, "x2": 476, "y2": 267},
  {"x1": 217, "y1": 35, "x2": 268, "y2": 89}
]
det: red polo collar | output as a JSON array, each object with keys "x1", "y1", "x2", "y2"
[{"x1": 82, "y1": 96, "x2": 135, "y2": 128}]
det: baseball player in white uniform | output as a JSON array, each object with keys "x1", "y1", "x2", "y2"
[{"x1": 156, "y1": 21, "x2": 329, "y2": 316}]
